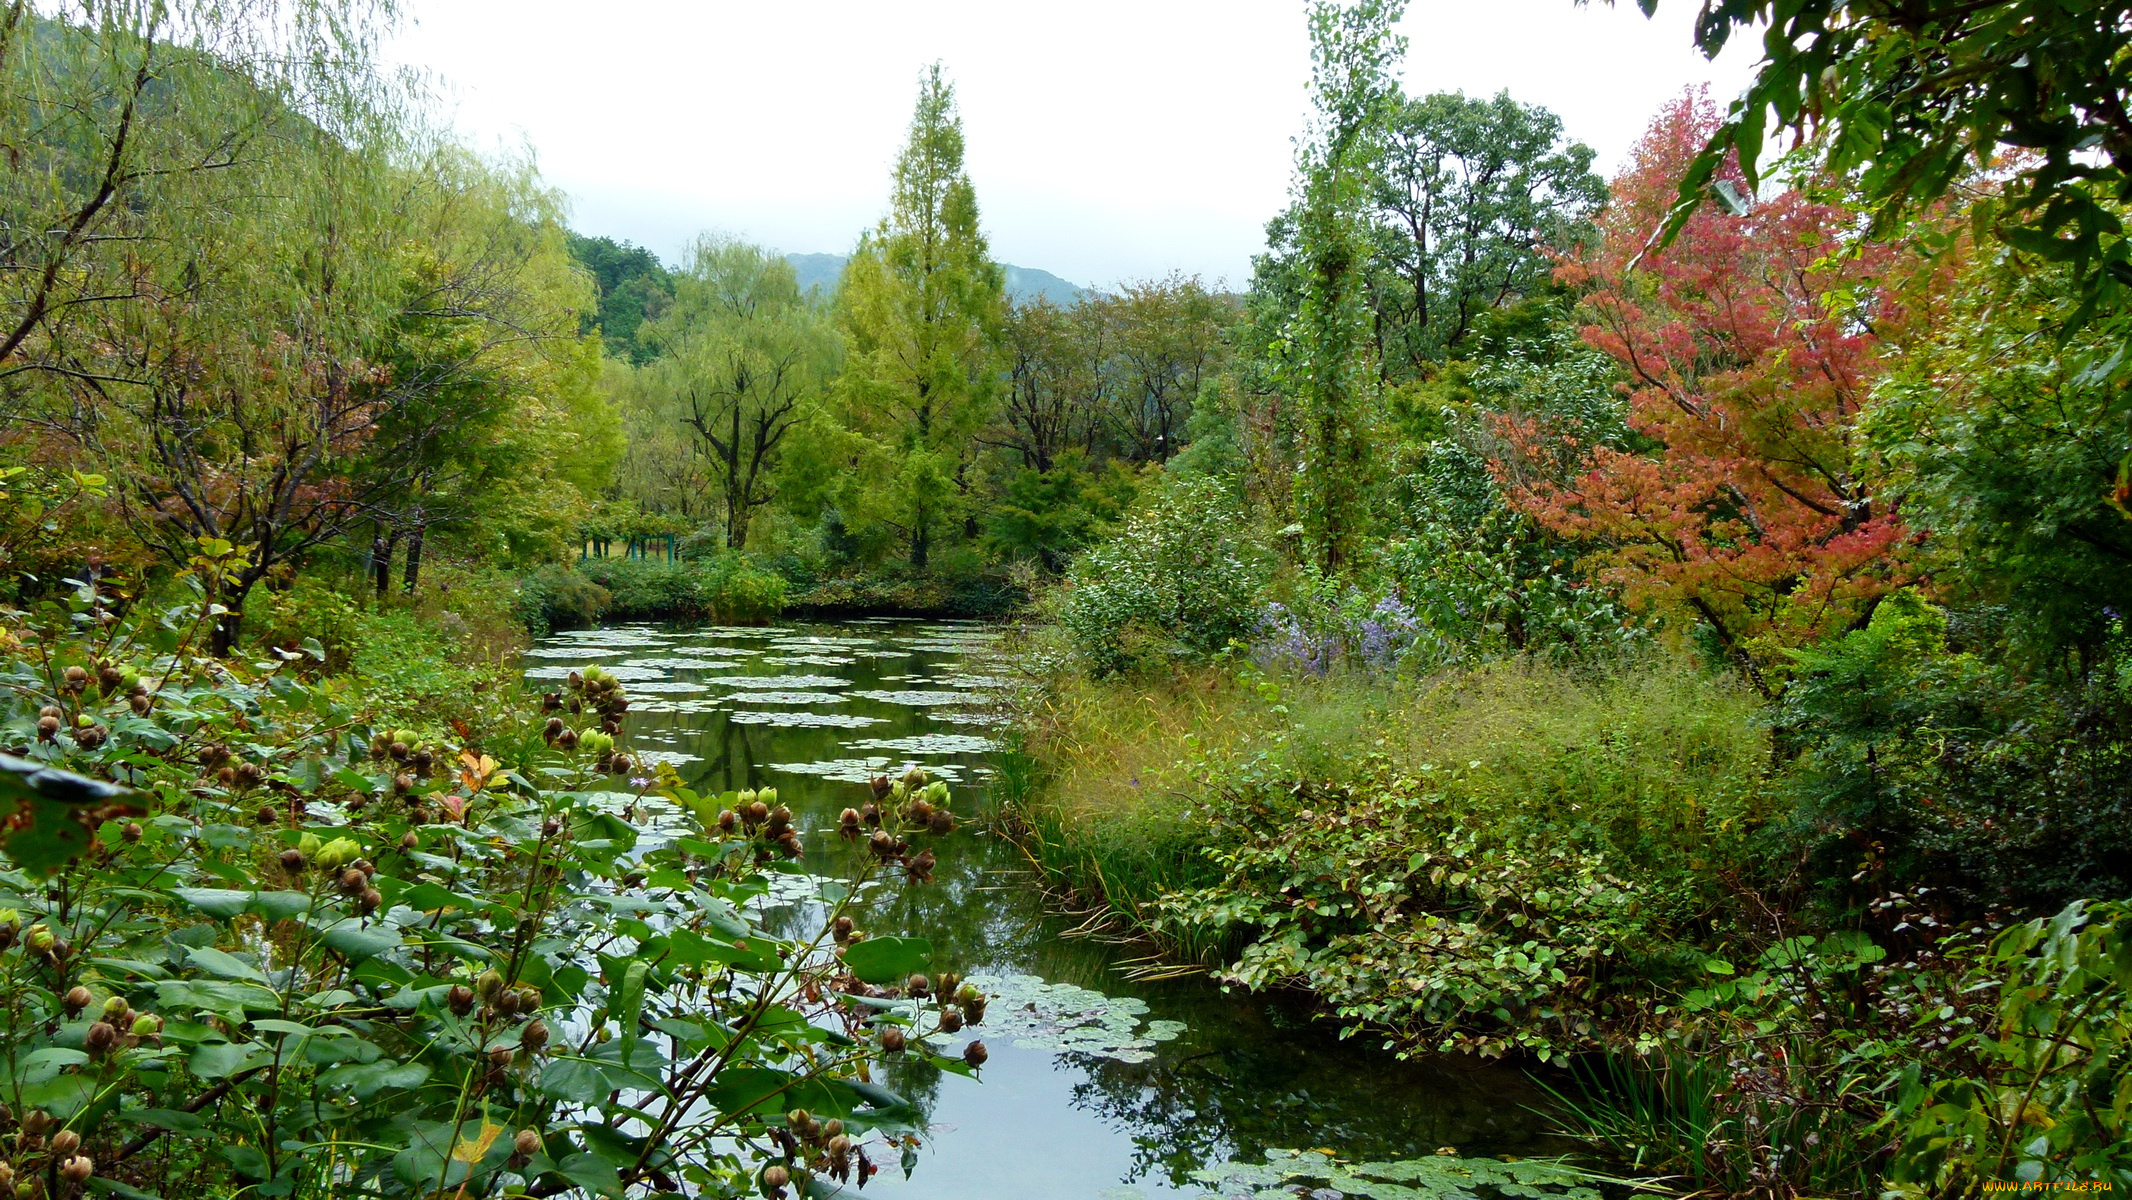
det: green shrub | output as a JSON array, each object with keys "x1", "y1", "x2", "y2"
[
  {"x1": 576, "y1": 554, "x2": 785, "y2": 623},
  {"x1": 247, "y1": 576, "x2": 367, "y2": 667},
  {"x1": 0, "y1": 571, "x2": 972, "y2": 1198},
  {"x1": 1059, "y1": 476, "x2": 1268, "y2": 676},
  {"x1": 516, "y1": 564, "x2": 613, "y2": 633},
  {"x1": 1781, "y1": 593, "x2": 2132, "y2": 906}
]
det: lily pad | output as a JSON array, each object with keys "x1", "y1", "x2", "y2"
[
  {"x1": 709, "y1": 675, "x2": 850, "y2": 690},
  {"x1": 731, "y1": 713, "x2": 887, "y2": 730},
  {"x1": 1186, "y1": 1149, "x2": 1603, "y2": 1200},
  {"x1": 523, "y1": 664, "x2": 669, "y2": 682},
  {"x1": 847, "y1": 689, "x2": 983, "y2": 707},
  {"x1": 848, "y1": 734, "x2": 999, "y2": 756},
  {"x1": 724, "y1": 691, "x2": 850, "y2": 706},
  {"x1": 767, "y1": 757, "x2": 967, "y2": 782},
  {"x1": 952, "y1": 972, "x2": 1187, "y2": 1064}
]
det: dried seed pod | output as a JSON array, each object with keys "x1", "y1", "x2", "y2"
[
  {"x1": 962, "y1": 1040, "x2": 988, "y2": 1068},
  {"x1": 763, "y1": 1164, "x2": 790, "y2": 1189},
  {"x1": 940, "y1": 1007, "x2": 963, "y2": 1033},
  {"x1": 358, "y1": 887, "x2": 382, "y2": 914},
  {"x1": 867, "y1": 829, "x2": 895, "y2": 859},
  {"x1": 338, "y1": 868, "x2": 367, "y2": 896},
  {"x1": 555, "y1": 728, "x2": 578, "y2": 750},
  {"x1": 907, "y1": 798, "x2": 933, "y2": 823},
  {"x1": 280, "y1": 848, "x2": 305, "y2": 874},
  {"x1": 832, "y1": 915, "x2": 855, "y2": 944},
  {"x1": 60, "y1": 1155, "x2": 93, "y2": 1184},
  {"x1": 904, "y1": 849, "x2": 936, "y2": 884},
  {"x1": 521, "y1": 1020, "x2": 550, "y2": 1052},
  {"x1": 905, "y1": 973, "x2": 929, "y2": 998},
  {"x1": 716, "y1": 809, "x2": 738, "y2": 834},
  {"x1": 513, "y1": 1128, "x2": 541, "y2": 1157},
  {"x1": 128, "y1": 693, "x2": 151, "y2": 715},
  {"x1": 62, "y1": 666, "x2": 88, "y2": 692},
  {"x1": 63, "y1": 987, "x2": 92, "y2": 1015},
  {"x1": 49, "y1": 1131, "x2": 79, "y2": 1159},
  {"x1": 400, "y1": 831, "x2": 420, "y2": 851},
  {"x1": 234, "y1": 762, "x2": 261, "y2": 786},
  {"x1": 34, "y1": 716, "x2": 58, "y2": 741},
  {"x1": 878, "y1": 1025, "x2": 906, "y2": 1053},
  {"x1": 869, "y1": 775, "x2": 892, "y2": 800},
  {"x1": 744, "y1": 800, "x2": 769, "y2": 828},
  {"x1": 860, "y1": 803, "x2": 881, "y2": 828},
  {"x1": 475, "y1": 969, "x2": 505, "y2": 1000},
  {"x1": 448, "y1": 985, "x2": 476, "y2": 1016},
  {"x1": 927, "y1": 809, "x2": 955, "y2": 836},
  {"x1": 83, "y1": 1022, "x2": 118, "y2": 1057},
  {"x1": 392, "y1": 773, "x2": 414, "y2": 794},
  {"x1": 121, "y1": 822, "x2": 142, "y2": 843}
]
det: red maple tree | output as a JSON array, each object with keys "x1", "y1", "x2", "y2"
[{"x1": 1499, "y1": 91, "x2": 1945, "y2": 690}]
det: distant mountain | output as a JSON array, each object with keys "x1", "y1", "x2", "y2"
[{"x1": 784, "y1": 252, "x2": 1090, "y2": 306}]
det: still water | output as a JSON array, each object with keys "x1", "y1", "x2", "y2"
[{"x1": 525, "y1": 618, "x2": 1562, "y2": 1198}]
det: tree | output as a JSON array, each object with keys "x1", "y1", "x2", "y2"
[
  {"x1": 1605, "y1": 0, "x2": 2132, "y2": 330},
  {"x1": 1365, "y1": 91, "x2": 1604, "y2": 373},
  {"x1": 833, "y1": 64, "x2": 1005, "y2": 569},
  {"x1": 0, "y1": 0, "x2": 393, "y2": 389},
  {"x1": 638, "y1": 238, "x2": 835, "y2": 550},
  {"x1": 1500, "y1": 93, "x2": 1940, "y2": 690},
  {"x1": 1105, "y1": 275, "x2": 1230, "y2": 462},
  {"x1": 993, "y1": 298, "x2": 1104, "y2": 473},
  {"x1": 1286, "y1": 0, "x2": 1408, "y2": 575},
  {"x1": 567, "y1": 233, "x2": 674, "y2": 365}
]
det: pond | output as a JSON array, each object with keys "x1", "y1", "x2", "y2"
[{"x1": 524, "y1": 618, "x2": 1568, "y2": 1198}]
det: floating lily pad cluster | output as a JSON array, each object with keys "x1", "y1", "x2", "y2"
[
  {"x1": 850, "y1": 734, "x2": 1000, "y2": 756},
  {"x1": 1184, "y1": 1148, "x2": 1602, "y2": 1200},
  {"x1": 960, "y1": 972, "x2": 1186, "y2": 1064},
  {"x1": 768, "y1": 757, "x2": 975, "y2": 783}
]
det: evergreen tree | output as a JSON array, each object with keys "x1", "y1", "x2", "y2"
[{"x1": 833, "y1": 63, "x2": 1005, "y2": 569}]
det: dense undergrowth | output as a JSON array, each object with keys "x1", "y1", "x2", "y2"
[
  {"x1": 0, "y1": 561, "x2": 985, "y2": 1199},
  {"x1": 1000, "y1": 625, "x2": 2132, "y2": 1193}
]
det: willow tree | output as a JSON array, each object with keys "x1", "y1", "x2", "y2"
[
  {"x1": 1287, "y1": 0, "x2": 1407, "y2": 575},
  {"x1": 638, "y1": 238, "x2": 835, "y2": 550},
  {"x1": 834, "y1": 64, "x2": 1005, "y2": 569}
]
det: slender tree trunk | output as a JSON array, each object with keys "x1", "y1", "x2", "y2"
[
  {"x1": 402, "y1": 512, "x2": 425, "y2": 595},
  {"x1": 371, "y1": 531, "x2": 399, "y2": 600}
]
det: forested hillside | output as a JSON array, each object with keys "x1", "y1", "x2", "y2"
[{"x1": 1, "y1": 0, "x2": 2127, "y2": 1197}]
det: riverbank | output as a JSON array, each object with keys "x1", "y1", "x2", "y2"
[
  {"x1": 996, "y1": 646, "x2": 2132, "y2": 1195},
  {"x1": 516, "y1": 555, "x2": 1030, "y2": 631}
]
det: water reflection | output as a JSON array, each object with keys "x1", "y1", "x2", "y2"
[{"x1": 527, "y1": 619, "x2": 1557, "y2": 1198}]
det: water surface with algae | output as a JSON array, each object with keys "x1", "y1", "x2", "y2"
[{"x1": 526, "y1": 618, "x2": 1567, "y2": 1198}]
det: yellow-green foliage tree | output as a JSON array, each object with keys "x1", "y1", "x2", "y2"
[
  {"x1": 833, "y1": 64, "x2": 1005, "y2": 569},
  {"x1": 632, "y1": 238, "x2": 837, "y2": 550}
]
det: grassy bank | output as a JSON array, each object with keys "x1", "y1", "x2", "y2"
[
  {"x1": 1002, "y1": 652, "x2": 1773, "y2": 1008},
  {"x1": 1000, "y1": 645, "x2": 2132, "y2": 1193}
]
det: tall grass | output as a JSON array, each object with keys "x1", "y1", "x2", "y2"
[{"x1": 1004, "y1": 648, "x2": 1773, "y2": 960}]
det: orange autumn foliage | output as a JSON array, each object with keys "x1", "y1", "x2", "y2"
[{"x1": 1498, "y1": 92, "x2": 1949, "y2": 689}]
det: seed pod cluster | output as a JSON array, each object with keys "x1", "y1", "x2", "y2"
[{"x1": 713, "y1": 789, "x2": 803, "y2": 861}]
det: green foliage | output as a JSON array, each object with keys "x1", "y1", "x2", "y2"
[
  {"x1": 1285, "y1": 0, "x2": 1408, "y2": 574},
  {"x1": 984, "y1": 454, "x2": 1138, "y2": 572},
  {"x1": 832, "y1": 64, "x2": 1005, "y2": 571},
  {"x1": 1884, "y1": 900, "x2": 2132, "y2": 1191},
  {"x1": 1628, "y1": 0, "x2": 2132, "y2": 331},
  {"x1": 517, "y1": 564, "x2": 613, "y2": 634},
  {"x1": 0, "y1": 572, "x2": 977, "y2": 1198},
  {"x1": 1869, "y1": 249, "x2": 2132, "y2": 661},
  {"x1": 571, "y1": 555, "x2": 788, "y2": 624},
  {"x1": 1059, "y1": 477, "x2": 1269, "y2": 676},
  {"x1": 1781, "y1": 593, "x2": 2132, "y2": 905},
  {"x1": 1187, "y1": 1147, "x2": 1603, "y2": 1199},
  {"x1": 567, "y1": 233, "x2": 675, "y2": 364}
]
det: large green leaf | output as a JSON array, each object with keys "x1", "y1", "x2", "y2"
[
  {"x1": 841, "y1": 936, "x2": 932, "y2": 986},
  {"x1": 0, "y1": 753, "x2": 129, "y2": 875}
]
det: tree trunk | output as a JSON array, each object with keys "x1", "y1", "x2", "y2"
[
  {"x1": 371, "y1": 531, "x2": 399, "y2": 600},
  {"x1": 910, "y1": 505, "x2": 930, "y2": 570},
  {"x1": 209, "y1": 574, "x2": 258, "y2": 657},
  {"x1": 402, "y1": 514, "x2": 425, "y2": 595}
]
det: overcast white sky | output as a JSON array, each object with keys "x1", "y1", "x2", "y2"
[{"x1": 385, "y1": 1, "x2": 1757, "y2": 289}]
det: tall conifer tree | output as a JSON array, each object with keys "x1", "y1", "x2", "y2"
[{"x1": 834, "y1": 63, "x2": 1005, "y2": 569}]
